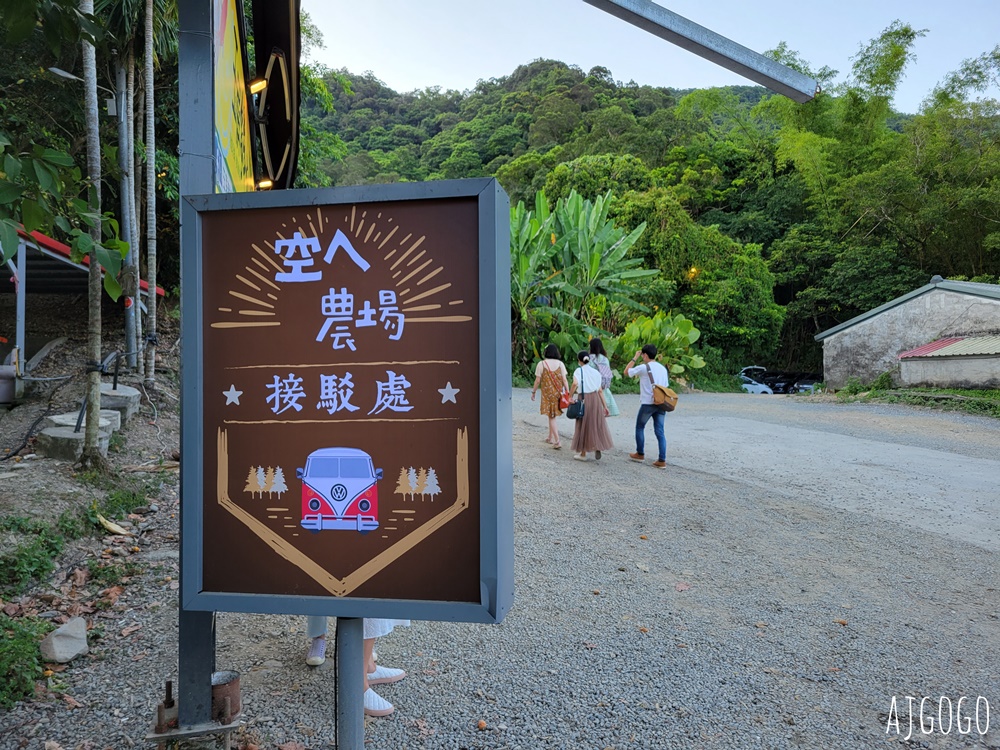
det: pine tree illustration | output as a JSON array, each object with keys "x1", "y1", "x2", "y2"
[
  {"x1": 415, "y1": 468, "x2": 428, "y2": 500},
  {"x1": 424, "y1": 467, "x2": 442, "y2": 502},
  {"x1": 255, "y1": 467, "x2": 266, "y2": 498},
  {"x1": 406, "y1": 467, "x2": 418, "y2": 501},
  {"x1": 263, "y1": 467, "x2": 276, "y2": 496},
  {"x1": 395, "y1": 467, "x2": 410, "y2": 501},
  {"x1": 244, "y1": 466, "x2": 262, "y2": 497},
  {"x1": 271, "y1": 467, "x2": 288, "y2": 497}
]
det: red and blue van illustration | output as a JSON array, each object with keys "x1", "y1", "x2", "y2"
[{"x1": 297, "y1": 447, "x2": 383, "y2": 533}]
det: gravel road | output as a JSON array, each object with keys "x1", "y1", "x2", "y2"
[{"x1": 1, "y1": 390, "x2": 998, "y2": 750}]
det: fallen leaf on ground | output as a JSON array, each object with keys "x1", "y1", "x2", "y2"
[
  {"x1": 62, "y1": 694, "x2": 83, "y2": 708},
  {"x1": 675, "y1": 582, "x2": 691, "y2": 592},
  {"x1": 121, "y1": 624, "x2": 142, "y2": 637},
  {"x1": 755, "y1": 621, "x2": 768, "y2": 628},
  {"x1": 639, "y1": 535, "x2": 648, "y2": 540},
  {"x1": 638, "y1": 626, "x2": 649, "y2": 633},
  {"x1": 70, "y1": 568, "x2": 88, "y2": 587},
  {"x1": 833, "y1": 619, "x2": 848, "y2": 626},
  {"x1": 96, "y1": 512, "x2": 131, "y2": 536},
  {"x1": 43, "y1": 742, "x2": 64, "y2": 750},
  {"x1": 100, "y1": 586, "x2": 124, "y2": 605},
  {"x1": 476, "y1": 719, "x2": 487, "y2": 730},
  {"x1": 276, "y1": 742, "x2": 306, "y2": 750},
  {"x1": 64, "y1": 602, "x2": 95, "y2": 617},
  {"x1": 409, "y1": 718, "x2": 436, "y2": 737},
  {"x1": 2, "y1": 602, "x2": 20, "y2": 616},
  {"x1": 592, "y1": 589, "x2": 600, "y2": 595}
]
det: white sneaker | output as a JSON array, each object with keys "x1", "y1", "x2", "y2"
[
  {"x1": 305, "y1": 636, "x2": 326, "y2": 666},
  {"x1": 368, "y1": 665, "x2": 406, "y2": 685},
  {"x1": 364, "y1": 687, "x2": 394, "y2": 717}
]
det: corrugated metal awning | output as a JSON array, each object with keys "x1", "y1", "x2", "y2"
[{"x1": 900, "y1": 335, "x2": 1000, "y2": 359}]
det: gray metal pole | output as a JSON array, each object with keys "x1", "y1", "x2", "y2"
[
  {"x1": 116, "y1": 60, "x2": 137, "y2": 368},
  {"x1": 581, "y1": 0, "x2": 818, "y2": 102},
  {"x1": 14, "y1": 240, "x2": 26, "y2": 398},
  {"x1": 335, "y1": 618, "x2": 365, "y2": 748},
  {"x1": 177, "y1": 0, "x2": 217, "y2": 728}
]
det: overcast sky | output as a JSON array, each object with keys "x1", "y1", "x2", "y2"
[{"x1": 299, "y1": 0, "x2": 999, "y2": 114}]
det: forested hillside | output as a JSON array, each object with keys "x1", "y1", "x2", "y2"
[
  {"x1": 300, "y1": 25, "x2": 1000, "y2": 379},
  {"x1": 3, "y1": 4, "x2": 996, "y2": 383}
]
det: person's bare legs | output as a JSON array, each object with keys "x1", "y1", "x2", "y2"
[
  {"x1": 548, "y1": 416, "x2": 561, "y2": 447},
  {"x1": 363, "y1": 637, "x2": 375, "y2": 690},
  {"x1": 363, "y1": 636, "x2": 395, "y2": 716}
]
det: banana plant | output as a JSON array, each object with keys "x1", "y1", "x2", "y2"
[
  {"x1": 550, "y1": 190, "x2": 657, "y2": 325},
  {"x1": 618, "y1": 311, "x2": 706, "y2": 377},
  {"x1": 509, "y1": 191, "x2": 563, "y2": 372}
]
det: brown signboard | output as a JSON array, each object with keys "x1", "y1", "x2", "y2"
[{"x1": 181, "y1": 181, "x2": 512, "y2": 621}]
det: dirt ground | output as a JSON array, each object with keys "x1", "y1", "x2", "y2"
[
  {"x1": 1, "y1": 304, "x2": 998, "y2": 747},
  {"x1": 0, "y1": 294, "x2": 181, "y2": 556}
]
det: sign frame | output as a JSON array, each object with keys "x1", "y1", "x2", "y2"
[{"x1": 179, "y1": 178, "x2": 513, "y2": 624}]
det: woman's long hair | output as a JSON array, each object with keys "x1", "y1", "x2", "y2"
[
  {"x1": 589, "y1": 338, "x2": 607, "y2": 357},
  {"x1": 543, "y1": 343, "x2": 561, "y2": 360}
]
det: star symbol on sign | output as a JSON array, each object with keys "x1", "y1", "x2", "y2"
[
  {"x1": 438, "y1": 382, "x2": 460, "y2": 404},
  {"x1": 223, "y1": 385, "x2": 243, "y2": 406}
]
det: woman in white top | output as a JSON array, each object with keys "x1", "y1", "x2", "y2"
[{"x1": 567, "y1": 351, "x2": 614, "y2": 461}]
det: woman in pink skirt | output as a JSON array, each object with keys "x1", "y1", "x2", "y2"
[{"x1": 567, "y1": 350, "x2": 614, "y2": 461}]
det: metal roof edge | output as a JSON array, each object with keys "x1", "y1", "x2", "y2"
[
  {"x1": 814, "y1": 283, "x2": 936, "y2": 341},
  {"x1": 815, "y1": 279, "x2": 1000, "y2": 342},
  {"x1": 20, "y1": 229, "x2": 166, "y2": 297},
  {"x1": 936, "y1": 280, "x2": 1000, "y2": 301}
]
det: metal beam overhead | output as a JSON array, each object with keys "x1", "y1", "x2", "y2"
[{"x1": 582, "y1": 0, "x2": 818, "y2": 102}]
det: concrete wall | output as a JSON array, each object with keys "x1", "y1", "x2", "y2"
[
  {"x1": 899, "y1": 356, "x2": 1000, "y2": 389},
  {"x1": 822, "y1": 290, "x2": 1000, "y2": 388}
]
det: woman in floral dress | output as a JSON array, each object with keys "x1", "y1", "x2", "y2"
[{"x1": 531, "y1": 343, "x2": 569, "y2": 449}]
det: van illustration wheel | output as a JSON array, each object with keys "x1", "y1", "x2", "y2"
[{"x1": 308, "y1": 498, "x2": 321, "y2": 511}]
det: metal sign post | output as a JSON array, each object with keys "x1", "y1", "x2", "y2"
[
  {"x1": 177, "y1": 0, "x2": 217, "y2": 730},
  {"x1": 336, "y1": 619, "x2": 364, "y2": 747}
]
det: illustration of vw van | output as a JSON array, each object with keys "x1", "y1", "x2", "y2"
[{"x1": 297, "y1": 448, "x2": 383, "y2": 533}]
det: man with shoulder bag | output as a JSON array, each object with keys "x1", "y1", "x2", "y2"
[{"x1": 624, "y1": 344, "x2": 670, "y2": 469}]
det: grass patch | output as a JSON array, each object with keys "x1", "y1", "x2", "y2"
[
  {"x1": 87, "y1": 558, "x2": 143, "y2": 587},
  {"x1": 0, "y1": 614, "x2": 51, "y2": 708},
  {"x1": 836, "y1": 381, "x2": 1000, "y2": 419},
  {"x1": 0, "y1": 520, "x2": 65, "y2": 596},
  {"x1": 880, "y1": 389, "x2": 1000, "y2": 418},
  {"x1": 79, "y1": 471, "x2": 157, "y2": 522},
  {"x1": 108, "y1": 432, "x2": 126, "y2": 453}
]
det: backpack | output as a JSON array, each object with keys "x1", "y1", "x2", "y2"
[{"x1": 594, "y1": 359, "x2": 613, "y2": 391}]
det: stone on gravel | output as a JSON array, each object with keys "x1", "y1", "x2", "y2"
[{"x1": 39, "y1": 617, "x2": 89, "y2": 663}]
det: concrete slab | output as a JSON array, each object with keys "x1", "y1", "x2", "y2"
[
  {"x1": 98, "y1": 382, "x2": 141, "y2": 423},
  {"x1": 44, "y1": 410, "x2": 120, "y2": 433},
  {"x1": 35, "y1": 425, "x2": 111, "y2": 461}
]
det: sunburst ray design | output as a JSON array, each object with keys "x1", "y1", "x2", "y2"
[{"x1": 211, "y1": 205, "x2": 474, "y2": 329}]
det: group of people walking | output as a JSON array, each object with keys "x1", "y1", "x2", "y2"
[{"x1": 531, "y1": 338, "x2": 669, "y2": 467}]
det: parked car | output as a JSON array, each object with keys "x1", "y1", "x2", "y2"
[
  {"x1": 740, "y1": 374, "x2": 773, "y2": 394},
  {"x1": 789, "y1": 374, "x2": 823, "y2": 394}
]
